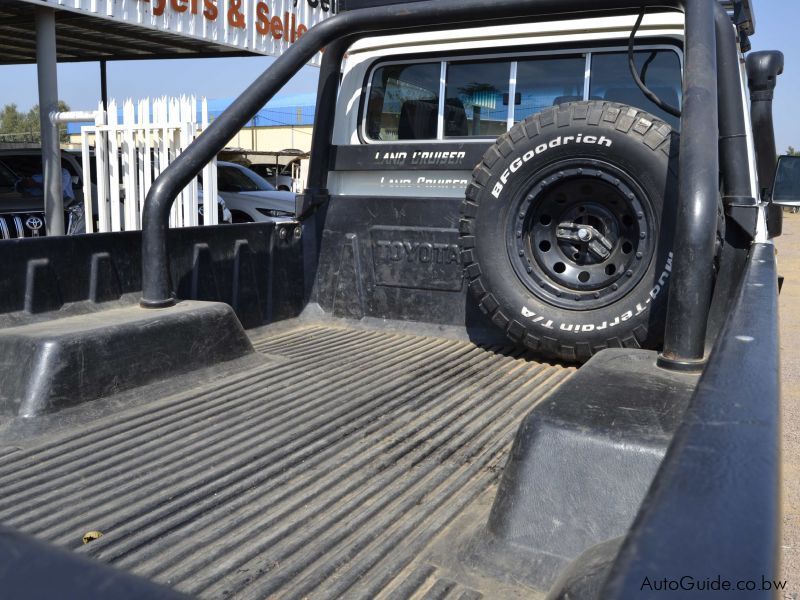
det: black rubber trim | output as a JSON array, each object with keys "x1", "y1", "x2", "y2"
[{"x1": 605, "y1": 243, "x2": 780, "y2": 597}]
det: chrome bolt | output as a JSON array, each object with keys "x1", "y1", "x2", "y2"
[
  {"x1": 294, "y1": 226, "x2": 302, "y2": 240},
  {"x1": 578, "y1": 228, "x2": 591, "y2": 242}
]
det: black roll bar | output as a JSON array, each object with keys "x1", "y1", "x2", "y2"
[
  {"x1": 140, "y1": 0, "x2": 747, "y2": 369},
  {"x1": 657, "y1": 0, "x2": 720, "y2": 369}
]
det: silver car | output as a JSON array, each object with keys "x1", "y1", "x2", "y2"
[{"x1": 215, "y1": 161, "x2": 295, "y2": 223}]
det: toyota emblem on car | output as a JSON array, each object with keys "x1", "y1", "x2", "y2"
[{"x1": 25, "y1": 216, "x2": 44, "y2": 236}]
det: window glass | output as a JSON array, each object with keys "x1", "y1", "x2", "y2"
[
  {"x1": 60, "y1": 158, "x2": 79, "y2": 178},
  {"x1": 590, "y1": 50, "x2": 682, "y2": 129},
  {"x1": 218, "y1": 165, "x2": 275, "y2": 192},
  {"x1": 366, "y1": 62, "x2": 441, "y2": 141},
  {"x1": 1, "y1": 155, "x2": 41, "y2": 177},
  {"x1": 445, "y1": 60, "x2": 511, "y2": 138},
  {"x1": 0, "y1": 160, "x2": 16, "y2": 188},
  {"x1": 515, "y1": 57, "x2": 586, "y2": 122},
  {"x1": 773, "y1": 157, "x2": 800, "y2": 203}
]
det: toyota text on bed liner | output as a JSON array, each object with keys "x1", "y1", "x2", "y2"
[{"x1": 0, "y1": 1, "x2": 791, "y2": 598}]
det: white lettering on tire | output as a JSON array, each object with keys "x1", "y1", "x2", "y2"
[
  {"x1": 491, "y1": 135, "x2": 613, "y2": 198},
  {"x1": 519, "y1": 252, "x2": 673, "y2": 332}
]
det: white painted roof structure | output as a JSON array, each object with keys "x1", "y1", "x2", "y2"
[{"x1": 0, "y1": 0, "x2": 336, "y2": 64}]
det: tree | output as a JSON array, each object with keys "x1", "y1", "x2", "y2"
[
  {"x1": 788, "y1": 146, "x2": 800, "y2": 157},
  {"x1": 0, "y1": 101, "x2": 71, "y2": 143},
  {"x1": 0, "y1": 104, "x2": 31, "y2": 140}
]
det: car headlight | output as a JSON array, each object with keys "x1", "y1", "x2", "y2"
[{"x1": 256, "y1": 208, "x2": 294, "y2": 218}]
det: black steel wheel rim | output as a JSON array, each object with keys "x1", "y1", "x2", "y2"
[{"x1": 506, "y1": 160, "x2": 656, "y2": 310}]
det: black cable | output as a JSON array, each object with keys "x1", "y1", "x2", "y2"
[
  {"x1": 628, "y1": 8, "x2": 682, "y2": 118},
  {"x1": 640, "y1": 50, "x2": 659, "y2": 86}
]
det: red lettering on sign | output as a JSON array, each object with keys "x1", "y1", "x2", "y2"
[
  {"x1": 152, "y1": 0, "x2": 167, "y2": 16},
  {"x1": 256, "y1": 2, "x2": 270, "y2": 34},
  {"x1": 227, "y1": 0, "x2": 245, "y2": 28},
  {"x1": 271, "y1": 15, "x2": 283, "y2": 39},
  {"x1": 203, "y1": 0, "x2": 218, "y2": 20},
  {"x1": 139, "y1": 0, "x2": 314, "y2": 43}
]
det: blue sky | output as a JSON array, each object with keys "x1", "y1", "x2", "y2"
[{"x1": 0, "y1": 2, "x2": 798, "y2": 151}]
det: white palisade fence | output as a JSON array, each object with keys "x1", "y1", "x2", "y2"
[{"x1": 80, "y1": 96, "x2": 218, "y2": 233}]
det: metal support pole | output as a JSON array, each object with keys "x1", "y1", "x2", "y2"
[
  {"x1": 35, "y1": 7, "x2": 64, "y2": 237},
  {"x1": 100, "y1": 60, "x2": 108, "y2": 111}
]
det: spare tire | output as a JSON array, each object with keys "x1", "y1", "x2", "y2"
[{"x1": 459, "y1": 101, "x2": 679, "y2": 363}]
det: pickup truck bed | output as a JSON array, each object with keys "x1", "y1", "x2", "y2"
[{"x1": 0, "y1": 322, "x2": 572, "y2": 599}]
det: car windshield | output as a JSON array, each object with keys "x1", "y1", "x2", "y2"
[
  {"x1": 218, "y1": 165, "x2": 276, "y2": 192},
  {"x1": 0, "y1": 160, "x2": 18, "y2": 188}
]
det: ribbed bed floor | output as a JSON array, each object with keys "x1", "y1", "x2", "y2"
[{"x1": 0, "y1": 324, "x2": 572, "y2": 599}]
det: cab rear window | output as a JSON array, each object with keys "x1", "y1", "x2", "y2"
[{"x1": 364, "y1": 48, "x2": 681, "y2": 142}]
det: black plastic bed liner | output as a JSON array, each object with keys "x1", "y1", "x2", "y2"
[{"x1": 0, "y1": 323, "x2": 572, "y2": 599}]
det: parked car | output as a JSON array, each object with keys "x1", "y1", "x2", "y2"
[
  {"x1": 248, "y1": 160, "x2": 298, "y2": 191},
  {"x1": 215, "y1": 161, "x2": 295, "y2": 223},
  {"x1": 0, "y1": 148, "x2": 231, "y2": 235},
  {"x1": 0, "y1": 149, "x2": 92, "y2": 237}
]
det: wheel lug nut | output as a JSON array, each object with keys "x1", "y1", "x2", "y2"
[
  {"x1": 640, "y1": 232, "x2": 646, "y2": 239},
  {"x1": 612, "y1": 284, "x2": 619, "y2": 291},
  {"x1": 594, "y1": 292, "x2": 600, "y2": 299},
  {"x1": 626, "y1": 270, "x2": 633, "y2": 277},
  {"x1": 526, "y1": 266, "x2": 533, "y2": 273},
  {"x1": 519, "y1": 250, "x2": 524, "y2": 256},
  {"x1": 517, "y1": 230, "x2": 522, "y2": 238},
  {"x1": 637, "y1": 212, "x2": 644, "y2": 219}
]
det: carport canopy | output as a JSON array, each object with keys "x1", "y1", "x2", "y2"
[
  {"x1": 0, "y1": 0, "x2": 333, "y2": 236},
  {"x1": 0, "y1": 1, "x2": 260, "y2": 63}
]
